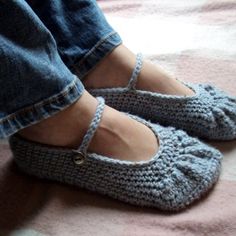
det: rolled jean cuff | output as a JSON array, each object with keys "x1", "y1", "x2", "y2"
[
  {"x1": 0, "y1": 76, "x2": 84, "y2": 139},
  {"x1": 72, "y1": 31, "x2": 122, "y2": 79}
]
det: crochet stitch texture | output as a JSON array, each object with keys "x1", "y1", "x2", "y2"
[
  {"x1": 88, "y1": 54, "x2": 236, "y2": 140},
  {"x1": 9, "y1": 97, "x2": 222, "y2": 211}
]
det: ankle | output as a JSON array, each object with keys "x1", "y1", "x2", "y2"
[
  {"x1": 83, "y1": 44, "x2": 136, "y2": 89},
  {"x1": 18, "y1": 91, "x2": 98, "y2": 148},
  {"x1": 83, "y1": 44, "x2": 195, "y2": 96}
]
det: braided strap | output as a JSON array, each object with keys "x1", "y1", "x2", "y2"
[
  {"x1": 127, "y1": 53, "x2": 143, "y2": 90},
  {"x1": 74, "y1": 97, "x2": 105, "y2": 155}
]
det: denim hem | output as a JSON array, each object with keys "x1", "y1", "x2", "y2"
[
  {"x1": 0, "y1": 76, "x2": 84, "y2": 139},
  {"x1": 72, "y1": 31, "x2": 122, "y2": 79}
]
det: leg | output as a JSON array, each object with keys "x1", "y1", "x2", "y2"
[
  {"x1": 0, "y1": 0, "x2": 84, "y2": 138},
  {"x1": 26, "y1": 0, "x2": 194, "y2": 96},
  {"x1": 25, "y1": 0, "x2": 122, "y2": 79},
  {"x1": 1, "y1": 0, "x2": 157, "y2": 161}
]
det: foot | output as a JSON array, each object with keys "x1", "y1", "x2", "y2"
[
  {"x1": 83, "y1": 44, "x2": 195, "y2": 96},
  {"x1": 18, "y1": 91, "x2": 158, "y2": 162}
]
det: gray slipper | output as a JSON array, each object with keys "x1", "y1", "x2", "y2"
[
  {"x1": 88, "y1": 54, "x2": 236, "y2": 140},
  {"x1": 9, "y1": 97, "x2": 222, "y2": 211}
]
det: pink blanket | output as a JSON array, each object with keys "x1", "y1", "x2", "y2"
[{"x1": 1, "y1": 0, "x2": 236, "y2": 235}]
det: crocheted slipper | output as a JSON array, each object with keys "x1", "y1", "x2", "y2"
[
  {"x1": 88, "y1": 54, "x2": 236, "y2": 140},
  {"x1": 9, "y1": 97, "x2": 222, "y2": 211}
]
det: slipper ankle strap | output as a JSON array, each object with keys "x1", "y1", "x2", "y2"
[
  {"x1": 127, "y1": 53, "x2": 143, "y2": 90},
  {"x1": 73, "y1": 97, "x2": 105, "y2": 160}
]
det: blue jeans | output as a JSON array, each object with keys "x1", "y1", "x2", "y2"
[{"x1": 0, "y1": 0, "x2": 122, "y2": 138}]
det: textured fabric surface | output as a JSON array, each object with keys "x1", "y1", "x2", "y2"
[
  {"x1": 0, "y1": 0, "x2": 236, "y2": 235},
  {"x1": 9, "y1": 109, "x2": 222, "y2": 211}
]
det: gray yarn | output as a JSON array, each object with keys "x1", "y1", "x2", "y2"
[
  {"x1": 77, "y1": 97, "x2": 104, "y2": 154},
  {"x1": 9, "y1": 98, "x2": 222, "y2": 211},
  {"x1": 127, "y1": 53, "x2": 143, "y2": 90},
  {"x1": 88, "y1": 54, "x2": 236, "y2": 140}
]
